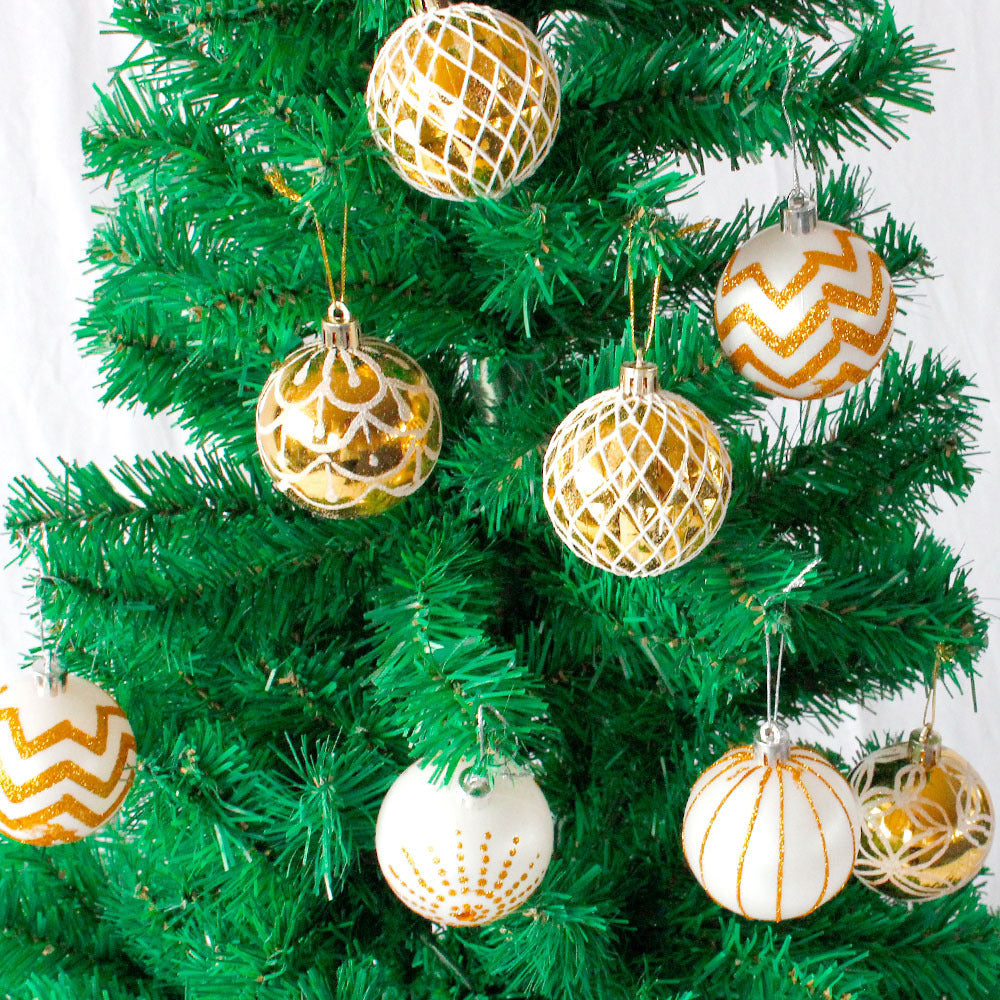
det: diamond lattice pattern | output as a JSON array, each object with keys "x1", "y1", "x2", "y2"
[
  {"x1": 366, "y1": 3, "x2": 561, "y2": 200},
  {"x1": 543, "y1": 388, "x2": 733, "y2": 577}
]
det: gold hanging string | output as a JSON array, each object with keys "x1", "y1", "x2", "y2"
[
  {"x1": 264, "y1": 167, "x2": 341, "y2": 305},
  {"x1": 625, "y1": 220, "x2": 663, "y2": 362},
  {"x1": 923, "y1": 643, "x2": 954, "y2": 732}
]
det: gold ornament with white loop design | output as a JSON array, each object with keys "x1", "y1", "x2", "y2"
[
  {"x1": 849, "y1": 648, "x2": 994, "y2": 902},
  {"x1": 543, "y1": 250, "x2": 732, "y2": 576},
  {"x1": 255, "y1": 301, "x2": 442, "y2": 518},
  {"x1": 713, "y1": 48, "x2": 896, "y2": 399},
  {"x1": 0, "y1": 654, "x2": 136, "y2": 847},
  {"x1": 366, "y1": 0, "x2": 561, "y2": 200},
  {"x1": 375, "y1": 757, "x2": 554, "y2": 926}
]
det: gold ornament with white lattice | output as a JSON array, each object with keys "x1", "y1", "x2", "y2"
[
  {"x1": 366, "y1": 1, "x2": 560, "y2": 201},
  {"x1": 542, "y1": 361, "x2": 733, "y2": 577}
]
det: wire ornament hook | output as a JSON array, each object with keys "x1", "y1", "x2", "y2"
[
  {"x1": 780, "y1": 36, "x2": 806, "y2": 202},
  {"x1": 458, "y1": 704, "x2": 526, "y2": 798},
  {"x1": 759, "y1": 557, "x2": 821, "y2": 727}
]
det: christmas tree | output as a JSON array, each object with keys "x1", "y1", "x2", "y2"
[{"x1": 4, "y1": 0, "x2": 999, "y2": 997}]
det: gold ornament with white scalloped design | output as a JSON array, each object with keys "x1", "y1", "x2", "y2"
[
  {"x1": 542, "y1": 359, "x2": 732, "y2": 577},
  {"x1": 366, "y1": 1, "x2": 561, "y2": 201},
  {"x1": 714, "y1": 195, "x2": 897, "y2": 399},
  {"x1": 255, "y1": 302, "x2": 442, "y2": 518}
]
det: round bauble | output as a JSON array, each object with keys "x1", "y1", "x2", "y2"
[
  {"x1": 366, "y1": 2, "x2": 561, "y2": 200},
  {"x1": 850, "y1": 727, "x2": 994, "y2": 902},
  {"x1": 375, "y1": 759, "x2": 554, "y2": 926},
  {"x1": 543, "y1": 360, "x2": 732, "y2": 577},
  {"x1": 714, "y1": 196, "x2": 896, "y2": 399},
  {"x1": 255, "y1": 304, "x2": 442, "y2": 518},
  {"x1": 0, "y1": 667, "x2": 136, "y2": 846},
  {"x1": 682, "y1": 722, "x2": 861, "y2": 921}
]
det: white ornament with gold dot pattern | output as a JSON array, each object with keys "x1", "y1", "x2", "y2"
[
  {"x1": 682, "y1": 721, "x2": 861, "y2": 921},
  {"x1": 375, "y1": 758, "x2": 553, "y2": 925}
]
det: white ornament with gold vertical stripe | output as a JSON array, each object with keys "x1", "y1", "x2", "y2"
[
  {"x1": 682, "y1": 721, "x2": 861, "y2": 921},
  {"x1": 0, "y1": 666, "x2": 136, "y2": 846},
  {"x1": 375, "y1": 758, "x2": 554, "y2": 926},
  {"x1": 714, "y1": 196, "x2": 896, "y2": 400}
]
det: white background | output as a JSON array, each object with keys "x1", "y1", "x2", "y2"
[{"x1": 1, "y1": 2, "x2": 997, "y2": 903}]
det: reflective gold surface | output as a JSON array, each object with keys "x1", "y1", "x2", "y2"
[
  {"x1": 366, "y1": 4, "x2": 561, "y2": 200},
  {"x1": 850, "y1": 740, "x2": 994, "y2": 901},
  {"x1": 542, "y1": 388, "x2": 732, "y2": 576},
  {"x1": 255, "y1": 338, "x2": 442, "y2": 518}
]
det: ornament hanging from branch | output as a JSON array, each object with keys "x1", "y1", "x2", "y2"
[
  {"x1": 255, "y1": 171, "x2": 442, "y2": 517},
  {"x1": 375, "y1": 706, "x2": 554, "y2": 926},
  {"x1": 682, "y1": 570, "x2": 861, "y2": 921},
  {"x1": 0, "y1": 610, "x2": 136, "y2": 847},
  {"x1": 713, "y1": 42, "x2": 897, "y2": 399},
  {"x1": 366, "y1": 0, "x2": 561, "y2": 201},
  {"x1": 542, "y1": 232, "x2": 732, "y2": 576},
  {"x1": 850, "y1": 646, "x2": 994, "y2": 902}
]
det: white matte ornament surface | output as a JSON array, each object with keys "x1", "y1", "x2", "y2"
[
  {"x1": 542, "y1": 382, "x2": 732, "y2": 577},
  {"x1": 375, "y1": 759, "x2": 554, "y2": 925},
  {"x1": 682, "y1": 740, "x2": 861, "y2": 921},
  {"x1": 366, "y1": 3, "x2": 561, "y2": 201},
  {"x1": 0, "y1": 670, "x2": 136, "y2": 846},
  {"x1": 714, "y1": 220, "x2": 896, "y2": 399}
]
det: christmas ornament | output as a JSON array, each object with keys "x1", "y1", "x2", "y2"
[
  {"x1": 256, "y1": 301, "x2": 442, "y2": 518},
  {"x1": 683, "y1": 720, "x2": 861, "y2": 921},
  {"x1": 0, "y1": 660, "x2": 136, "y2": 846},
  {"x1": 375, "y1": 758, "x2": 554, "y2": 925},
  {"x1": 714, "y1": 194, "x2": 896, "y2": 400},
  {"x1": 366, "y1": 1, "x2": 561, "y2": 201},
  {"x1": 542, "y1": 358, "x2": 732, "y2": 577},
  {"x1": 850, "y1": 726, "x2": 994, "y2": 902}
]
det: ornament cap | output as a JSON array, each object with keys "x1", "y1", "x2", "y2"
[
  {"x1": 753, "y1": 719, "x2": 791, "y2": 766},
  {"x1": 31, "y1": 652, "x2": 67, "y2": 696},
  {"x1": 781, "y1": 193, "x2": 818, "y2": 236},
  {"x1": 619, "y1": 360, "x2": 659, "y2": 396},
  {"x1": 908, "y1": 725, "x2": 943, "y2": 770},
  {"x1": 320, "y1": 301, "x2": 361, "y2": 351}
]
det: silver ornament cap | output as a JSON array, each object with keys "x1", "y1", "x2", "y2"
[
  {"x1": 619, "y1": 360, "x2": 659, "y2": 396},
  {"x1": 781, "y1": 192, "x2": 819, "y2": 236},
  {"x1": 753, "y1": 718, "x2": 791, "y2": 766}
]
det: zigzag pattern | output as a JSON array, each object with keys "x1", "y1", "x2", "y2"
[
  {"x1": 714, "y1": 224, "x2": 896, "y2": 399},
  {"x1": 0, "y1": 700, "x2": 135, "y2": 845}
]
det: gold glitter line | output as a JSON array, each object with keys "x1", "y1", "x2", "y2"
[
  {"x1": 788, "y1": 767, "x2": 830, "y2": 913},
  {"x1": 0, "y1": 735, "x2": 135, "y2": 803},
  {"x1": 776, "y1": 767, "x2": 785, "y2": 922},
  {"x1": 684, "y1": 749, "x2": 754, "y2": 821},
  {"x1": 822, "y1": 252, "x2": 885, "y2": 317},
  {"x1": 0, "y1": 705, "x2": 130, "y2": 757},
  {"x1": 719, "y1": 227, "x2": 861, "y2": 306},
  {"x1": 735, "y1": 768, "x2": 771, "y2": 918},
  {"x1": 795, "y1": 759, "x2": 858, "y2": 859},
  {"x1": 695, "y1": 765, "x2": 762, "y2": 882},
  {"x1": 716, "y1": 298, "x2": 830, "y2": 357},
  {"x1": 0, "y1": 772, "x2": 134, "y2": 838}
]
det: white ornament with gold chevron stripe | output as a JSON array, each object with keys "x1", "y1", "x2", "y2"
[
  {"x1": 714, "y1": 196, "x2": 897, "y2": 400},
  {"x1": 375, "y1": 758, "x2": 554, "y2": 926},
  {"x1": 682, "y1": 720, "x2": 861, "y2": 921},
  {"x1": 0, "y1": 667, "x2": 136, "y2": 846}
]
